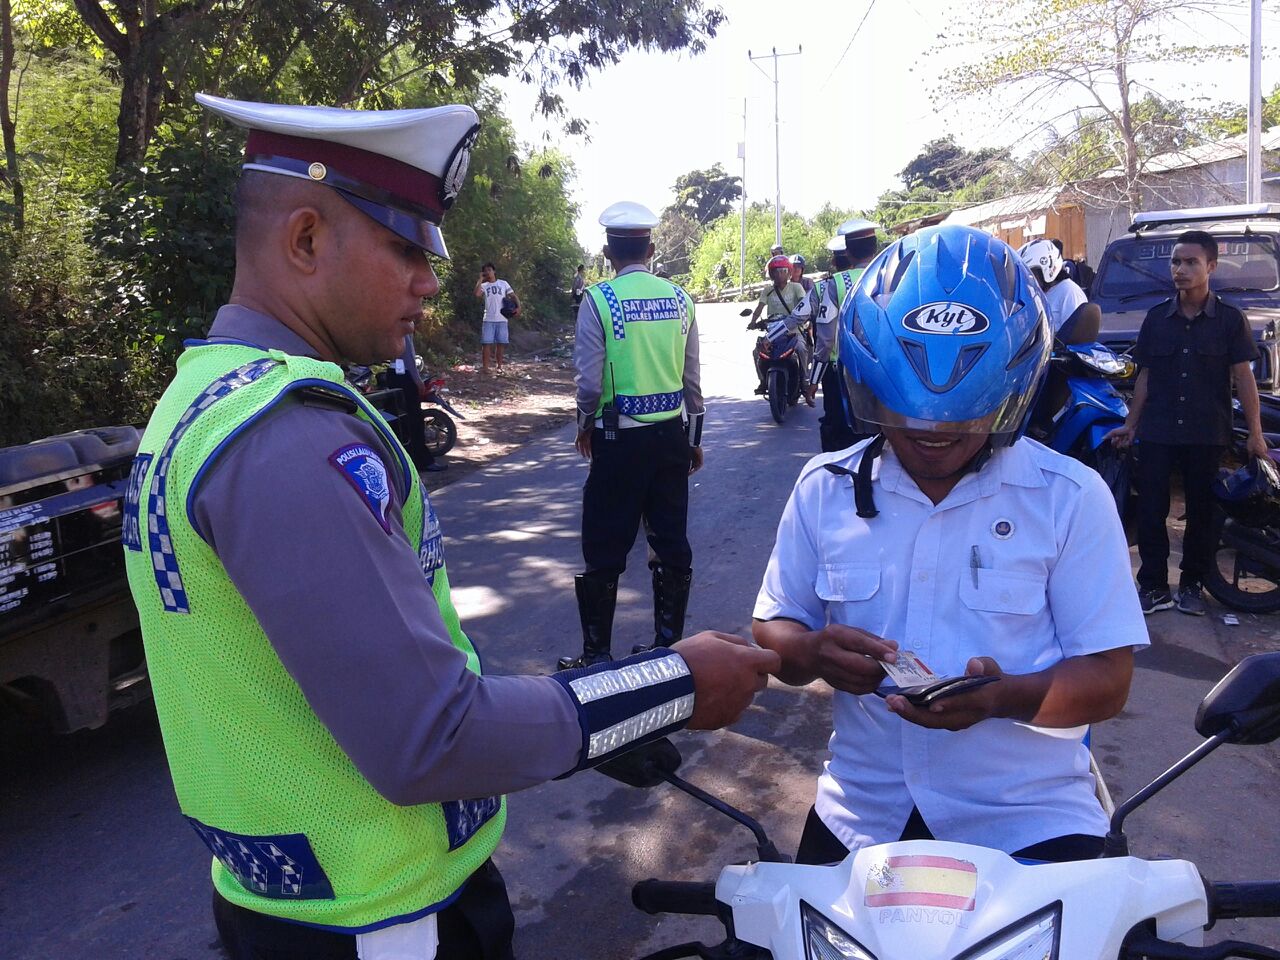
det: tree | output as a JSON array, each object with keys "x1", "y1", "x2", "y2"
[
  {"x1": 665, "y1": 162, "x2": 742, "y2": 225},
  {"x1": 55, "y1": 0, "x2": 727, "y2": 169},
  {"x1": 899, "y1": 137, "x2": 1006, "y2": 193},
  {"x1": 651, "y1": 211, "x2": 703, "y2": 278},
  {"x1": 936, "y1": 0, "x2": 1244, "y2": 214},
  {"x1": 1, "y1": 0, "x2": 20, "y2": 229}
]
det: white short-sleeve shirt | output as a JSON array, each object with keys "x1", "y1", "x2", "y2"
[
  {"x1": 1045, "y1": 279, "x2": 1088, "y2": 332},
  {"x1": 482, "y1": 279, "x2": 513, "y2": 323},
  {"x1": 753, "y1": 437, "x2": 1148, "y2": 855}
]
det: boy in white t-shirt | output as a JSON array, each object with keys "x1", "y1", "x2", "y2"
[{"x1": 474, "y1": 262, "x2": 518, "y2": 374}]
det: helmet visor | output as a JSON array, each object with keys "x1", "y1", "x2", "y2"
[{"x1": 843, "y1": 373, "x2": 1038, "y2": 436}]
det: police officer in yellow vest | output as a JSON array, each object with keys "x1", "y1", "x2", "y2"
[
  {"x1": 559, "y1": 202, "x2": 704, "y2": 670},
  {"x1": 775, "y1": 218, "x2": 880, "y2": 452},
  {"x1": 121, "y1": 97, "x2": 778, "y2": 960}
]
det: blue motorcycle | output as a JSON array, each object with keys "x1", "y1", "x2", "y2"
[{"x1": 1028, "y1": 304, "x2": 1137, "y2": 531}]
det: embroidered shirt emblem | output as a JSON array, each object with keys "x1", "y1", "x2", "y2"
[{"x1": 330, "y1": 444, "x2": 393, "y2": 534}]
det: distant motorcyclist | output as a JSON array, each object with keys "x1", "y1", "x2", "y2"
[
  {"x1": 791, "y1": 254, "x2": 814, "y2": 295},
  {"x1": 773, "y1": 219, "x2": 879, "y2": 450},
  {"x1": 750, "y1": 255, "x2": 809, "y2": 395},
  {"x1": 1018, "y1": 238, "x2": 1088, "y2": 334}
]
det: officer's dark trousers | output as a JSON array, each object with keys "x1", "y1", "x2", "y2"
[
  {"x1": 1134, "y1": 441, "x2": 1223, "y2": 590},
  {"x1": 819, "y1": 364, "x2": 857, "y2": 453},
  {"x1": 212, "y1": 859, "x2": 514, "y2": 959},
  {"x1": 582, "y1": 418, "x2": 692, "y2": 575},
  {"x1": 795, "y1": 806, "x2": 1104, "y2": 865}
]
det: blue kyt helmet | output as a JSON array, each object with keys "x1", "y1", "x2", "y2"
[{"x1": 838, "y1": 225, "x2": 1051, "y2": 446}]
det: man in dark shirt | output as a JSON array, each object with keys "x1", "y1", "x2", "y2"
[{"x1": 1108, "y1": 230, "x2": 1267, "y2": 615}]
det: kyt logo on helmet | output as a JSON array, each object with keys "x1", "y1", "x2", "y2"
[{"x1": 902, "y1": 302, "x2": 991, "y2": 336}]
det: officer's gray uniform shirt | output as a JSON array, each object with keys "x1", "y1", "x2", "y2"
[
  {"x1": 192, "y1": 305, "x2": 582, "y2": 803},
  {"x1": 573, "y1": 264, "x2": 703, "y2": 428}
]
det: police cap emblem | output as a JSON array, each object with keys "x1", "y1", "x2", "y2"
[{"x1": 440, "y1": 123, "x2": 481, "y2": 210}]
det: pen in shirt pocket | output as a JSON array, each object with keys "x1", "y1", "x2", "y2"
[{"x1": 970, "y1": 544, "x2": 982, "y2": 588}]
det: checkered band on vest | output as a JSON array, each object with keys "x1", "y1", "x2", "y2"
[
  {"x1": 598, "y1": 281, "x2": 627, "y2": 340},
  {"x1": 146, "y1": 358, "x2": 278, "y2": 613},
  {"x1": 614, "y1": 390, "x2": 683, "y2": 417}
]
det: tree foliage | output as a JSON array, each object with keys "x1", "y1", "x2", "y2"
[
  {"x1": 47, "y1": 0, "x2": 726, "y2": 168},
  {"x1": 664, "y1": 162, "x2": 742, "y2": 225},
  {"x1": 651, "y1": 211, "x2": 703, "y2": 279},
  {"x1": 936, "y1": 0, "x2": 1245, "y2": 212},
  {"x1": 899, "y1": 137, "x2": 1007, "y2": 193},
  {"x1": 686, "y1": 203, "x2": 859, "y2": 298}
]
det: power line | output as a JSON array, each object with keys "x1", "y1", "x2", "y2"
[{"x1": 819, "y1": 0, "x2": 878, "y2": 93}]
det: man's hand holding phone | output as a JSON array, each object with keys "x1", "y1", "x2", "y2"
[{"x1": 881, "y1": 655, "x2": 1005, "y2": 731}]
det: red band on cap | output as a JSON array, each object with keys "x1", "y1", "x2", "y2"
[{"x1": 246, "y1": 130, "x2": 445, "y2": 221}]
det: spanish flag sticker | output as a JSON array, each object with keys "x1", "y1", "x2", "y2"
[{"x1": 864, "y1": 855, "x2": 978, "y2": 911}]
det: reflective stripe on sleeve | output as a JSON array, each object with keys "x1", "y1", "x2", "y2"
[{"x1": 551, "y1": 648, "x2": 695, "y2": 774}]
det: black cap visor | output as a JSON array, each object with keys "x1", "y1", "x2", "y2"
[{"x1": 339, "y1": 192, "x2": 449, "y2": 259}]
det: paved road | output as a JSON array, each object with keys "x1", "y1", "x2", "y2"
[{"x1": 2, "y1": 302, "x2": 1278, "y2": 958}]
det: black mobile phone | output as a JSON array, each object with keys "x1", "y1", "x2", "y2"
[{"x1": 877, "y1": 675, "x2": 999, "y2": 707}]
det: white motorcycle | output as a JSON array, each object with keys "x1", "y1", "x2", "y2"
[{"x1": 599, "y1": 653, "x2": 1280, "y2": 960}]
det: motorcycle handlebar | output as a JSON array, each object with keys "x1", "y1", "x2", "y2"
[
  {"x1": 632, "y1": 879, "x2": 721, "y2": 917},
  {"x1": 1208, "y1": 881, "x2": 1280, "y2": 921}
]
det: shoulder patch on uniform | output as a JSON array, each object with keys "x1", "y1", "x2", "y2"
[{"x1": 329, "y1": 444, "x2": 393, "y2": 534}]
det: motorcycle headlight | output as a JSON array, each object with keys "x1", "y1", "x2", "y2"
[
  {"x1": 1075, "y1": 346, "x2": 1128, "y2": 377},
  {"x1": 955, "y1": 903, "x2": 1061, "y2": 960},
  {"x1": 801, "y1": 901, "x2": 877, "y2": 960}
]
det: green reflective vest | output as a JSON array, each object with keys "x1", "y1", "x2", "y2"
[
  {"x1": 825, "y1": 268, "x2": 865, "y2": 360},
  {"x1": 586, "y1": 270, "x2": 693, "y2": 422},
  {"x1": 121, "y1": 341, "x2": 503, "y2": 932}
]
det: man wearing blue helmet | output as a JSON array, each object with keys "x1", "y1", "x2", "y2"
[{"x1": 752, "y1": 225, "x2": 1148, "y2": 865}]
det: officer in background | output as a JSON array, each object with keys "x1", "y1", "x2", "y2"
[
  {"x1": 560, "y1": 202, "x2": 705, "y2": 670},
  {"x1": 770, "y1": 218, "x2": 879, "y2": 451},
  {"x1": 122, "y1": 96, "x2": 777, "y2": 960}
]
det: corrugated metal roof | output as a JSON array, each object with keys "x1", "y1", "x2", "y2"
[{"x1": 943, "y1": 185, "x2": 1069, "y2": 227}]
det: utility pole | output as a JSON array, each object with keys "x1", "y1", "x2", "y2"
[
  {"x1": 749, "y1": 45, "x2": 801, "y2": 248},
  {"x1": 1247, "y1": 0, "x2": 1263, "y2": 203},
  {"x1": 738, "y1": 98, "x2": 747, "y2": 293}
]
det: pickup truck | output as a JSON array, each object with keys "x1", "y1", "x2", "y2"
[
  {"x1": 0, "y1": 427, "x2": 148, "y2": 734},
  {"x1": 1092, "y1": 203, "x2": 1280, "y2": 393}
]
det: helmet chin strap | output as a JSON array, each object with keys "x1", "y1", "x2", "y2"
[{"x1": 824, "y1": 434, "x2": 995, "y2": 519}]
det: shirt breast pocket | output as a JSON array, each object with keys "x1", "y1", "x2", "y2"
[
  {"x1": 815, "y1": 562, "x2": 886, "y2": 636},
  {"x1": 959, "y1": 568, "x2": 1046, "y2": 616}
]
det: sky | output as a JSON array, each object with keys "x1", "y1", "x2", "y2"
[{"x1": 493, "y1": 0, "x2": 1280, "y2": 251}]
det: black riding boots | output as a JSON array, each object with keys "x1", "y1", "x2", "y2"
[
  {"x1": 651, "y1": 564, "x2": 693, "y2": 648},
  {"x1": 557, "y1": 573, "x2": 618, "y2": 670}
]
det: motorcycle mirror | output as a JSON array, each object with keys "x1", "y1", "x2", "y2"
[
  {"x1": 594, "y1": 737, "x2": 683, "y2": 788},
  {"x1": 1195, "y1": 652, "x2": 1280, "y2": 745},
  {"x1": 739, "y1": 308, "x2": 753, "y2": 317}
]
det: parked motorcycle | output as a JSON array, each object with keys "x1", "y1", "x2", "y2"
[
  {"x1": 1028, "y1": 304, "x2": 1137, "y2": 532},
  {"x1": 601, "y1": 653, "x2": 1280, "y2": 960},
  {"x1": 742, "y1": 308, "x2": 805, "y2": 425},
  {"x1": 1203, "y1": 429, "x2": 1280, "y2": 614},
  {"x1": 346, "y1": 364, "x2": 464, "y2": 459}
]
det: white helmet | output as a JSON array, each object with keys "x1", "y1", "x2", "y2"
[{"x1": 1017, "y1": 238, "x2": 1064, "y2": 284}]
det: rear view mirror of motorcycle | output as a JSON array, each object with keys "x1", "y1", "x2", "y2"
[
  {"x1": 739, "y1": 308, "x2": 753, "y2": 317},
  {"x1": 1195, "y1": 652, "x2": 1280, "y2": 745},
  {"x1": 595, "y1": 737, "x2": 683, "y2": 788}
]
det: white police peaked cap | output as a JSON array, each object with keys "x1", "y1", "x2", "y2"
[
  {"x1": 599, "y1": 200, "x2": 660, "y2": 235},
  {"x1": 196, "y1": 93, "x2": 480, "y2": 259},
  {"x1": 836, "y1": 217, "x2": 880, "y2": 240}
]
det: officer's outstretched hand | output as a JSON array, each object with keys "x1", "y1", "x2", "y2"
[
  {"x1": 886, "y1": 656, "x2": 1005, "y2": 732},
  {"x1": 673, "y1": 631, "x2": 781, "y2": 730}
]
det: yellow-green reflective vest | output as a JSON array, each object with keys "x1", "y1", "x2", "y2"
[
  {"x1": 121, "y1": 341, "x2": 503, "y2": 933},
  {"x1": 586, "y1": 270, "x2": 693, "y2": 422},
  {"x1": 826, "y1": 268, "x2": 865, "y2": 360}
]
